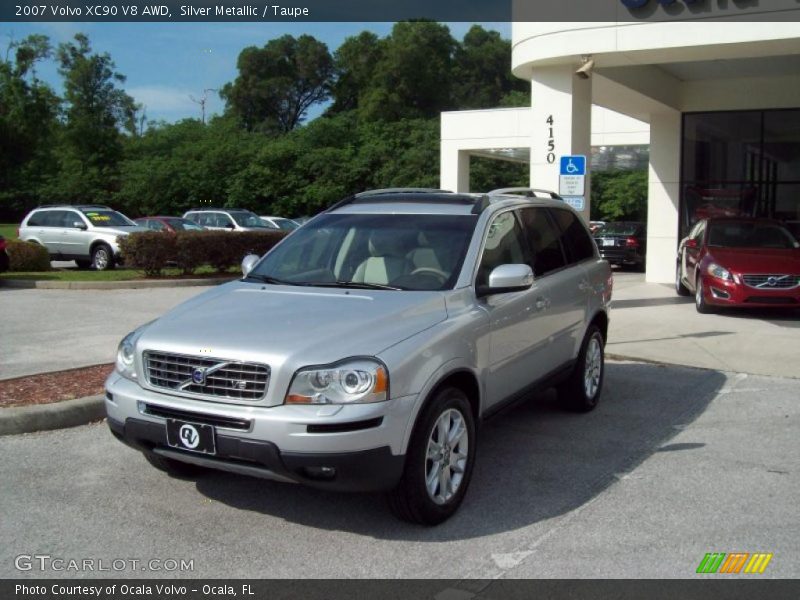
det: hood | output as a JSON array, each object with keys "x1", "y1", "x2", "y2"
[
  {"x1": 709, "y1": 247, "x2": 800, "y2": 274},
  {"x1": 137, "y1": 281, "x2": 447, "y2": 368}
]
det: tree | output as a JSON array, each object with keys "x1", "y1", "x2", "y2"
[
  {"x1": 591, "y1": 169, "x2": 648, "y2": 221},
  {"x1": 0, "y1": 34, "x2": 60, "y2": 219},
  {"x1": 328, "y1": 31, "x2": 384, "y2": 115},
  {"x1": 359, "y1": 21, "x2": 456, "y2": 121},
  {"x1": 221, "y1": 34, "x2": 333, "y2": 133},
  {"x1": 452, "y1": 26, "x2": 529, "y2": 109},
  {"x1": 52, "y1": 33, "x2": 137, "y2": 202}
]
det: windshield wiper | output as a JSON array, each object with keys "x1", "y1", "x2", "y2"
[
  {"x1": 309, "y1": 280, "x2": 405, "y2": 291},
  {"x1": 245, "y1": 274, "x2": 304, "y2": 286}
]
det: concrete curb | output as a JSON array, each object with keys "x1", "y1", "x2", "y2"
[
  {"x1": 0, "y1": 395, "x2": 105, "y2": 436},
  {"x1": 0, "y1": 277, "x2": 232, "y2": 290}
]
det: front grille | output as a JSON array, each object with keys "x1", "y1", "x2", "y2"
[
  {"x1": 144, "y1": 351, "x2": 270, "y2": 401},
  {"x1": 742, "y1": 274, "x2": 800, "y2": 290}
]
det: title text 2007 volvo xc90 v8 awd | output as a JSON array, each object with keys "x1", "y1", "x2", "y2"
[{"x1": 106, "y1": 188, "x2": 612, "y2": 524}]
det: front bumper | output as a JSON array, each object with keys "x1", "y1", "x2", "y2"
[
  {"x1": 105, "y1": 373, "x2": 412, "y2": 492},
  {"x1": 703, "y1": 275, "x2": 800, "y2": 308}
]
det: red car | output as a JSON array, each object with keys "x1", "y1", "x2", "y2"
[
  {"x1": 134, "y1": 216, "x2": 205, "y2": 233},
  {"x1": 676, "y1": 218, "x2": 800, "y2": 313}
]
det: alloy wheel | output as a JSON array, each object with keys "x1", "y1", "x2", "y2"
[{"x1": 425, "y1": 408, "x2": 469, "y2": 505}]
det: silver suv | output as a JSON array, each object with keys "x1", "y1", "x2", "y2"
[
  {"x1": 183, "y1": 208, "x2": 275, "y2": 232},
  {"x1": 106, "y1": 189, "x2": 612, "y2": 524},
  {"x1": 19, "y1": 205, "x2": 144, "y2": 270}
]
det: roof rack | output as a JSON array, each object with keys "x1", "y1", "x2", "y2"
[
  {"x1": 186, "y1": 207, "x2": 251, "y2": 212},
  {"x1": 327, "y1": 188, "x2": 462, "y2": 212},
  {"x1": 487, "y1": 188, "x2": 563, "y2": 200},
  {"x1": 37, "y1": 204, "x2": 112, "y2": 210}
]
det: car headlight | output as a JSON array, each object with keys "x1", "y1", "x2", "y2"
[
  {"x1": 707, "y1": 263, "x2": 732, "y2": 282},
  {"x1": 286, "y1": 359, "x2": 388, "y2": 405},
  {"x1": 115, "y1": 332, "x2": 137, "y2": 381}
]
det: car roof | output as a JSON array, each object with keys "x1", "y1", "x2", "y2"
[{"x1": 328, "y1": 188, "x2": 570, "y2": 216}]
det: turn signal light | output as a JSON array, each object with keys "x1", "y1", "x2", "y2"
[{"x1": 625, "y1": 237, "x2": 640, "y2": 248}]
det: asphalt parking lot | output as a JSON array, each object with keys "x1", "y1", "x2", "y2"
[{"x1": 1, "y1": 361, "x2": 798, "y2": 579}]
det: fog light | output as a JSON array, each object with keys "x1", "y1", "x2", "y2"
[
  {"x1": 105, "y1": 391, "x2": 115, "y2": 402},
  {"x1": 303, "y1": 466, "x2": 337, "y2": 480},
  {"x1": 710, "y1": 287, "x2": 730, "y2": 300}
]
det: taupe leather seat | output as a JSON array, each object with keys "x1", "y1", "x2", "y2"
[{"x1": 352, "y1": 232, "x2": 410, "y2": 285}]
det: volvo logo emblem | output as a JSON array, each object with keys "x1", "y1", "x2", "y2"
[
  {"x1": 179, "y1": 424, "x2": 200, "y2": 449},
  {"x1": 767, "y1": 277, "x2": 777, "y2": 287},
  {"x1": 192, "y1": 368, "x2": 207, "y2": 385}
]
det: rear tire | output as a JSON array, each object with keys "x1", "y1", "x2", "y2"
[
  {"x1": 676, "y1": 262, "x2": 690, "y2": 296},
  {"x1": 557, "y1": 325, "x2": 605, "y2": 413},
  {"x1": 91, "y1": 243, "x2": 115, "y2": 271},
  {"x1": 387, "y1": 387, "x2": 476, "y2": 525},
  {"x1": 143, "y1": 450, "x2": 207, "y2": 477}
]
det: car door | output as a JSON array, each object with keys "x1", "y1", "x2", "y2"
[
  {"x1": 58, "y1": 210, "x2": 90, "y2": 258},
  {"x1": 519, "y1": 207, "x2": 587, "y2": 373},
  {"x1": 477, "y1": 210, "x2": 552, "y2": 408},
  {"x1": 38, "y1": 210, "x2": 70, "y2": 255}
]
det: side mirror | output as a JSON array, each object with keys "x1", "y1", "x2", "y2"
[
  {"x1": 73, "y1": 221, "x2": 87, "y2": 230},
  {"x1": 241, "y1": 254, "x2": 260, "y2": 277},
  {"x1": 478, "y1": 264, "x2": 534, "y2": 297}
]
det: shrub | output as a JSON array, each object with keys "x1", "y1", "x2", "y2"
[
  {"x1": 6, "y1": 240, "x2": 51, "y2": 272},
  {"x1": 120, "y1": 230, "x2": 287, "y2": 277},
  {"x1": 119, "y1": 232, "x2": 176, "y2": 276}
]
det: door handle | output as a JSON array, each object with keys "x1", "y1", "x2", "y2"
[{"x1": 578, "y1": 280, "x2": 591, "y2": 292}]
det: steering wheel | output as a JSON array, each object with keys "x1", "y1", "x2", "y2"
[{"x1": 410, "y1": 267, "x2": 448, "y2": 283}]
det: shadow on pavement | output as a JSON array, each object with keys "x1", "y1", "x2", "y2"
[
  {"x1": 193, "y1": 362, "x2": 726, "y2": 541},
  {"x1": 612, "y1": 296, "x2": 693, "y2": 309}
]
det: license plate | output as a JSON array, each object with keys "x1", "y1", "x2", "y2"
[
  {"x1": 166, "y1": 419, "x2": 216, "y2": 455},
  {"x1": 602, "y1": 238, "x2": 615, "y2": 247}
]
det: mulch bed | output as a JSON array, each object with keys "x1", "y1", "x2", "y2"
[{"x1": 0, "y1": 364, "x2": 113, "y2": 408}]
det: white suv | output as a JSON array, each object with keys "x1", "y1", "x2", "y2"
[
  {"x1": 183, "y1": 208, "x2": 274, "y2": 232},
  {"x1": 19, "y1": 205, "x2": 144, "y2": 270}
]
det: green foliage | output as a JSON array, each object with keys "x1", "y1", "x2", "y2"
[
  {"x1": 220, "y1": 34, "x2": 333, "y2": 133},
  {"x1": 591, "y1": 170, "x2": 648, "y2": 221},
  {"x1": 120, "y1": 231, "x2": 286, "y2": 276},
  {"x1": 470, "y1": 157, "x2": 528, "y2": 193},
  {"x1": 6, "y1": 239, "x2": 51, "y2": 272}
]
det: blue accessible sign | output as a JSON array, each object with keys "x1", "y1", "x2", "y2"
[
  {"x1": 559, "y1": 155, "x2": 587, "y2": 198},
  {"x1": 560, "y1": 155, "x2": 586, "y2": 176}
]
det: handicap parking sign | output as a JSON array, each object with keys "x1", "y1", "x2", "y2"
[{"x1": 560, "y1": 155, "x2": 586, "y2": 176}]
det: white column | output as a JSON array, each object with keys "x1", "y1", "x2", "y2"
[
  {"x1": 440, "y1": 143, "x2": 470, "y2": 193},
  {"x1": 646, "y1": 110, "x2": 681, "y2": 284},
  {"x1": 530, "y1": 66, "x2": 592, "y2": 222}
]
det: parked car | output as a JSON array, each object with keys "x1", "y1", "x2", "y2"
[
  {"x1": 593, "y1": 221, "x2": 646, "y2": 271},
  {"x1": 259, "y1": 216, "x2": 299, "y2": 231},
  {"x1": 18, "y1": 205, "x2": 145, "y2": 270},
  {"x1": 106, "y1": 188, "x2": 612, "y2": 525},
  {"x1": 183, "y1": 208, "x2": 274, "y2": 232},
  {"x1": 676, "y1": 217, "x2": 800, "y2": 313},
  {"x1": 0, "y1": 235, "x2": 9, "y2": 272},
  {"x1": 135, "y1": 216, "x2": 206, "y2": 233}
]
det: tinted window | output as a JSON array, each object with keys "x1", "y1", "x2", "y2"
[
  {"x1": 477, "y1": 212, "x2": 530, "y2": 286},
  {"x1": 165, "y1": 218, "x2": 203, "y2": 231},
  {"x1": 708, "y1": 221, "x2": 798, "y2": 249},
  {"x1": 517, "y1": 208, "x2": 568, "y2": 276},
  {"x1": 42, "y1": 211, "x2": 69, "y2": 227},
  {"x1": 26, "y1": 211, "x2": 46, "y2": 226},
  {"x1": 548, "y1": 208, "x2": 596, "y2": 264},
  {"x1": 81, "y1": 209, "x2": 134, "y2": 227},
  {"x1": 229, "y1": 211, "x2": 268, "y2": 228}
]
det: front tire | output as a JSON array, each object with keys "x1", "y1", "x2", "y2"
[
  {"x1": 558, "y1": 325, "x2": 605, "y2": 413},
  {"x1": 695, "y1": 275, "x2": 714, "y2": 314},
  {"x1": 91, "y1": 243, "x2": 115, "y2": 271},
  {"x1": 388, "y1": 387, "x2": 476, "y2": 525}
]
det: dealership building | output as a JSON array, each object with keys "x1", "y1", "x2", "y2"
[{"x1": 441, "y1": 9, "x2": 800, "y2": 283}]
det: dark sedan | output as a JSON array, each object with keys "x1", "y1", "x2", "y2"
[
  {"x1": 593, "y1": 222, "x2": 646, "y2": 271},
  {"x1": 0, "y1": 235, "x2": 9, "y2": 272},
  {"x1": 676, "y1": 217, "x2": 800, "y2": 313},
  {"x1": 135, "y1": 216, "x2": 205, "y2": 233}
]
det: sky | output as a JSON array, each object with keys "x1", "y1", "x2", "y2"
[{"x1": 2, "y1": 21, "x2": 511, "y2": 123}]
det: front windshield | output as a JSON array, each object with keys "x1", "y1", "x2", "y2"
[
  {"x1": 229, "y1": 211, "x2": 269, "y2": 228},
  {"x1": 82, "y1": 210, "x2": 136, "y2": 227},
  {"x1": 248, "y1": 213, "x2": 478, "y2": 291},
  {"x1": 166, "y1": 218, "x2": 204, "y2": 231},
  {"x1": 708, "y1": 221, "x2": 799, "y2": 249}
]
